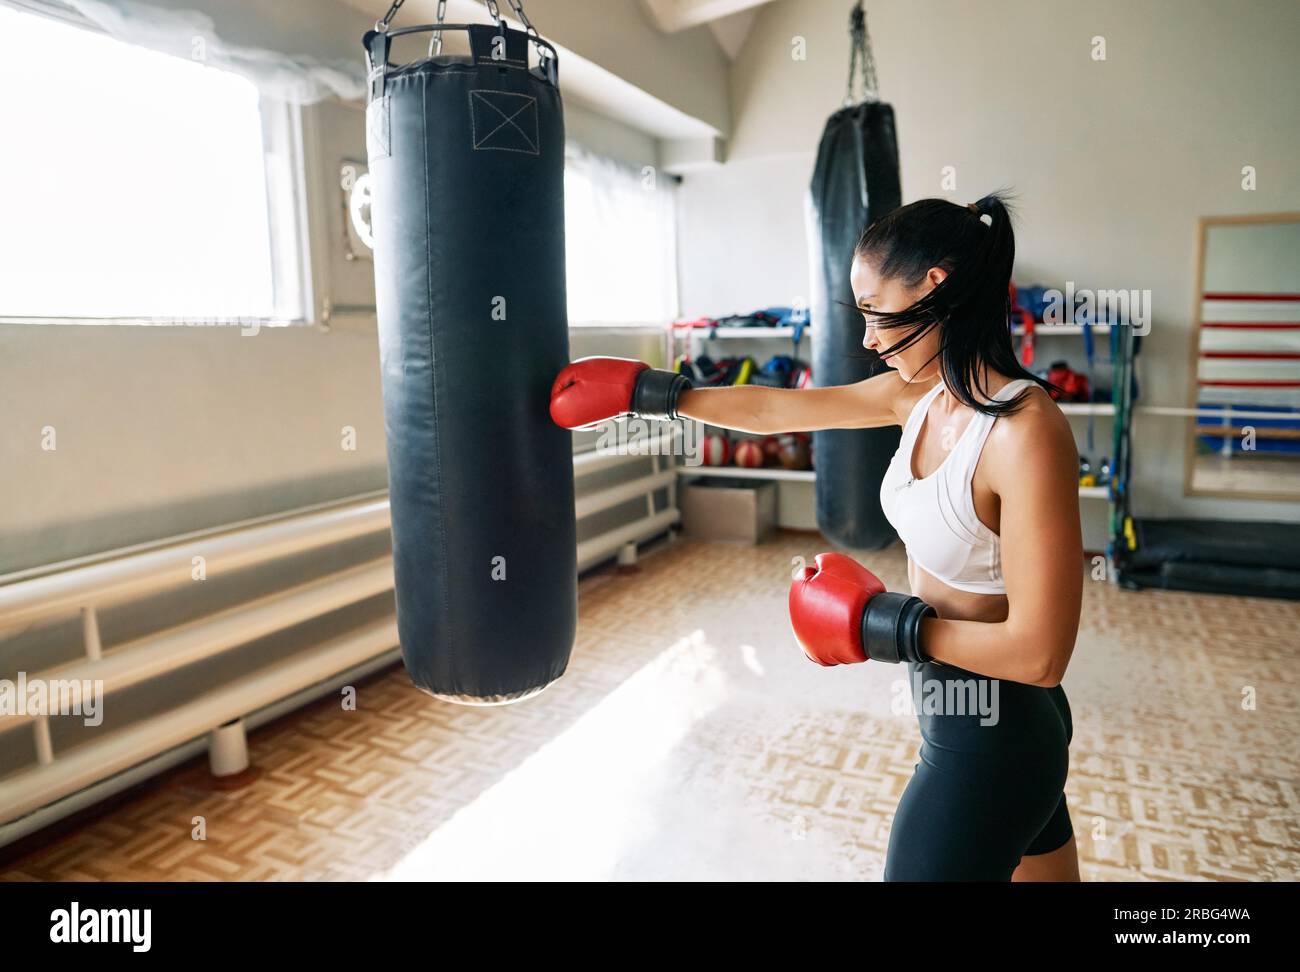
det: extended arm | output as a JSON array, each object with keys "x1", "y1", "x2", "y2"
[
  {"x1": 677, "y1": 371, "x2": 906, "y2": 433},
  {"x1": 549, "y1": 355, "x2": 907, "y2": 434}
]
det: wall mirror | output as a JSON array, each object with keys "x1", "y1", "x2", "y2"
[{"x1": 1187, "y1": 214, "x2": 1300, "y2": 499}]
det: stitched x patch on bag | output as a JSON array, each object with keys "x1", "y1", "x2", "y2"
[{"x1": 469, "y1": 90, "x2": 540, "y2": 155}]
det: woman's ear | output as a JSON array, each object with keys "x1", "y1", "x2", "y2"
[{"x1": 926, "y1": 266, "x2": 949, "y2": 289}]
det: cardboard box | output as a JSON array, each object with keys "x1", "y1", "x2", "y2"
[{"x1": 679, "y1": 478, "x2": 777, "y2": 544}]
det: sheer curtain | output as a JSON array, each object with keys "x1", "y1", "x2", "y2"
[
  {"x1": 563, "y1": 144, "x2": 678, "y2": 327},
  {"x1": 6, "y1": 0, "x2": 366, "y2": 104}
]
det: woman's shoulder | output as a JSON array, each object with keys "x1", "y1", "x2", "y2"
[
  {"x1": 1009, "y1": 379, "x2": 1065, "y2": 419},
  {"x1": 985, "y1": 380, "x2": 1077, "y2": 468}
]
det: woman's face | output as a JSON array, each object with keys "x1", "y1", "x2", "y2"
[{"x1": 850, "y1": 255, "x2": 947, "y2": 383}]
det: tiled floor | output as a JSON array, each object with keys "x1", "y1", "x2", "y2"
[{"x1": 3, "y1": 533, "x2": 1297, "y2": 881}]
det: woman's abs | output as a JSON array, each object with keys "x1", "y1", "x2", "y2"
[{"x1": 909, "y1": 558, "x2": 1009, "y2": 623}]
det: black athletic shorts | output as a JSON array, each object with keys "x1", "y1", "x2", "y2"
[{"x1": 883, "y1": 660, "x2": 1074, "y2": 881}]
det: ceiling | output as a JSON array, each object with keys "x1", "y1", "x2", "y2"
[
  {"x1": 637, "y1": 0, "x2": 779, "y2": 59},
  {"x1": 337, "y1": 0, "x2": 750, "y2": 144}
]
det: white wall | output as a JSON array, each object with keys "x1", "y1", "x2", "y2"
[
  {"x1": 677, "y1": 0, "x2": 1300, "y2": 528},
  {"x1": 0, "y1": 316, "x2": 388, "y2": 576}
]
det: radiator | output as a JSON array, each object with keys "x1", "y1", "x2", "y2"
[{"x1": 0, "y1": 440, "x2": 678, "y2": 844}]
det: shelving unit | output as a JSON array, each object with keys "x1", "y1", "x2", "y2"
[
  {"x1": 675, "y1": 465, "x2": 816, "y2": 483},
  {"x1": 670, "y1": 325, "x2": 801, "y2": 340},
  {"x1": 667, "y1": 323, "x2": 816, "y2": 491},
  {"x1": 664, "y1": 317, "x2": 1138, "y2": 512},
  {"x1": 1013, "y1": 323, "x2": 1112, "y2": 337},
  {"x1": 1058, "y1": 402, "x2": 1115, "y2": 416},
  {"x1": 1024, "y1": 319, "x2": 1133, "y2": 511}
]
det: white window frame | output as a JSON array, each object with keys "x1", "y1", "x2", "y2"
[
  {"x1": 0, "y1": 1, "x2": 316, "y2": 328},
  {"x1": 257, "y1": 97, "x2": 317, "y2": 327}
]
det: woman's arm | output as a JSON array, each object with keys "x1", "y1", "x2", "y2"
[
  {"x1": 676, "y1": 369, "x2": 910, "y2": 434},
  {"x1": 918, "y1": 399, "x2": 1084, "y2": 686}
]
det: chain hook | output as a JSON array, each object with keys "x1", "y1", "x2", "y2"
[
  {"x1": 375, "y1": 0, "x2": 404, "y2": 32},
  {"x1": 842, "y1": 0, "x2": 878, "y2": 106},
  {"x1": 428, "y1": 0, "x2": 448, "y2": 57}
]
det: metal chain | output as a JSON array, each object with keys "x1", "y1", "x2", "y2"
[
  {"x1": 505, "y1": 0, "x2": 549, "y2": 79},
  {"x1": 375, "y1": 0, "x2": 404, "y2": 32},
  {"x1": 428, "y1": 0, "x2": 448, "y2": 56},
  {"x1": 379, "y1": 0, "x2": 532, "y2": 33},
  {"x1": 505, "y1": 0, "x2": 539, "y2": 39},
  {"x1": 843, "y1": 1, "x2": 879, "y2": 105},
  {"x1": 380, "y1": 0, "x2": 546, "y2": 63}
]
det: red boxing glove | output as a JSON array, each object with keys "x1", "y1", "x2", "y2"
[
  {"x1": 549, "y1": 356, "x2": 692, "y2": 430},
  {"x1": 788, "y1": 552, "x2": 886, "y2": 666},
  {"x1": 549, "y1": 357, "x2": 649, "y2": 430}
]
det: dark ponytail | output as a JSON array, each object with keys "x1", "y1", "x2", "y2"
[{"x1": 851, "y1": 192, "x2": 1050, "y2": 416}]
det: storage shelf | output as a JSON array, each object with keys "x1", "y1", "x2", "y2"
[
  {"x1": 672, "y1": 326, "x2": 804, "y2": 339},
  {"x1": 677, "y1": 465, "x2": 815, "y2": 483},
  {"x1": 1013, "y1": 323, "x2": 1114, "y2": 336},
  {"x1": 678, "y1": 464, "x2": 1105, "y2": 497},
  {"x1": 665, "y1": 305, "x2": 1119, "y2": 507}
]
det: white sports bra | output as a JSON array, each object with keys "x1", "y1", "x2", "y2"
[{"x1": 878, "y1": 379, "x2": 1037, "y2": 595}]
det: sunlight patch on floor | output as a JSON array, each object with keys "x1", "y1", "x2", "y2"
[{"x1": 380, "y1": 629, "x2": 730, "y2": 881}]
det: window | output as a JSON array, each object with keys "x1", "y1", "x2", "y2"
[
  {"x1": 564, "y1": 145, "x2": 677, "y2": 326},
  {"x1": 0, "y1": 4, "x2": 307, "y2": 323}
]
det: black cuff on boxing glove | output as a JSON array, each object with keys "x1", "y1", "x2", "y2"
[
  {"x1": 860, "y1": 592, "x2": 936, "y2": 664},
  {"x1": 631, "y1": 368, "x2": 693, "y2": 421}
]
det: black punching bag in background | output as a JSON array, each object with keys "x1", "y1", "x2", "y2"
[
  {"x1": 806, "y1": 2, "x2": 902, "y2": 550},
  {"x1": 364, "y1": 4, "x2": 575, "y2": 703}
]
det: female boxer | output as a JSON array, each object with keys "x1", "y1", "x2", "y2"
[{"x1": 549, "y1": 195, "x2": 1082, "y2": 882}]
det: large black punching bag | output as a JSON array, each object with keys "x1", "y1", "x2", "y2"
[
  {"x1": 806, "y1": 3, "x2": 902, "y2": 550},
  {"x1": 364, "y1": 8, "x2": 575, "y2": 704}
]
